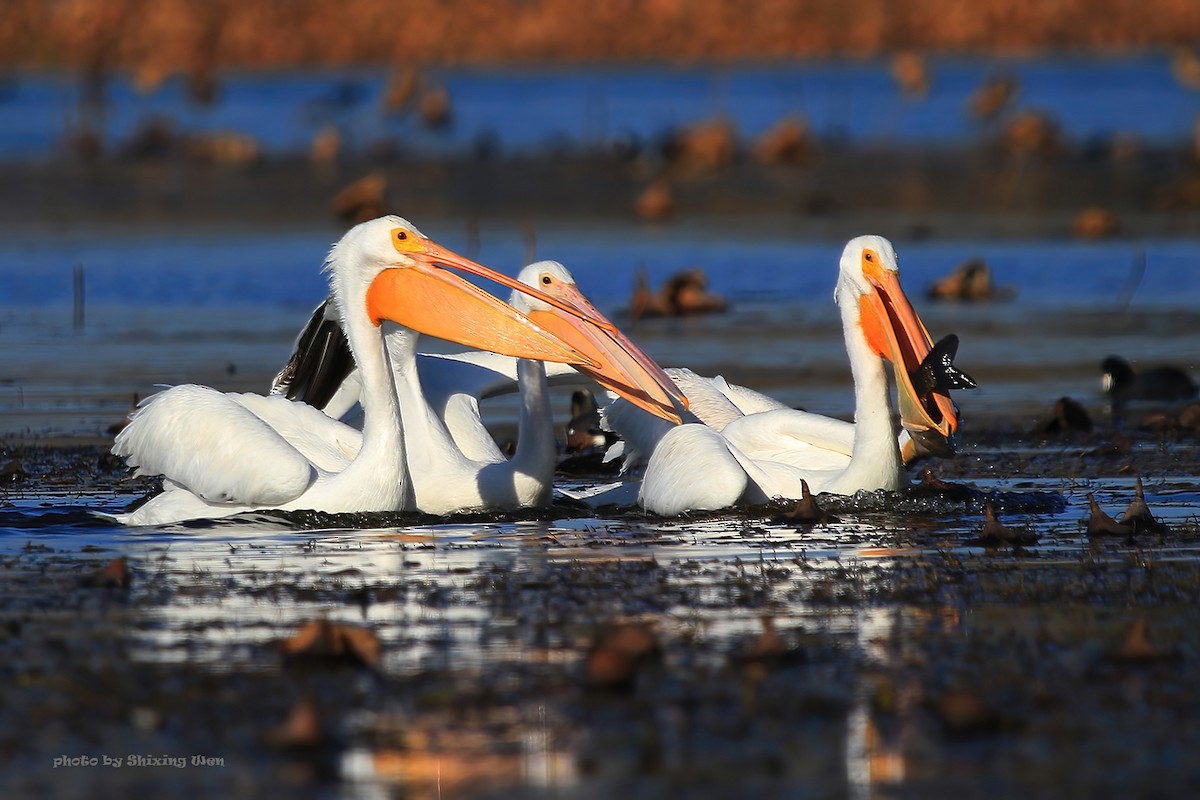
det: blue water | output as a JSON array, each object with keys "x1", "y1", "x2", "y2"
[
  {"x1": 3, "y1": 225, "x2": 1199, "y2": 313},
  {"x1": 2, "y1": 54, "x2": 1198, "y2": 161}
]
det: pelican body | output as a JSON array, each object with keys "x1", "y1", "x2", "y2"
[
  {"x1": 271, "y1": 261, "x2": 687, "y2": 515},
  {"x1": 110, "y1": 218, "x2": 659, "y2": 525},
  {"x1": 605, "y1": 235, "x2": 974, "y2": 515}
]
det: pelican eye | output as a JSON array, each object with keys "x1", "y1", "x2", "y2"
[
  {"x1": 864, "y1": 251, "x2": 874, "y2": 262},
  {"x1": 391, "y1": 227, "x2": 420, "y2": 253},
  {"x1": 541, "y1": 274, "x2": 553, "y2": 285}
]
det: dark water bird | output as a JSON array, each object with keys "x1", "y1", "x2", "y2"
[
  {"x1": 1039, "y1": 396, "x2": 1093, "y2": 434},
  {"x1": 0, "y1": 458, "x2": 27, "y2": 483},
  {"x1": 1118, "y1": 477, "x2": 1168, "y2": 534},
  {"x1": 915, "y1": 466, "x2": 982, "y2": 503},
  {"x1": 1101, "y1": 356, "x2": 1198, "y2": 404},
  {"x1": 973, "y1": 502, "x2": 1039, "y2": 547},
  {"x1": 565, "y1": 389, "x2": 617, "y2": 454},
  {"x1": 630, "y1": 267, "x2": 728, "y2": 321},
  {"x1": 927, "y1": 258, "x2": 1015, "y2": 302},
  {"x1": 1086, "y1": 493, "x2": 1135, "y2": 537},
  {"x1": 772, "y1": 479, "x2": 837, "y2": 525}
]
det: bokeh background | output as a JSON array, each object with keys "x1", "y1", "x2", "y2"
[{"x1": 4, "y1": 0, "x2": 1200, "y2": 438}]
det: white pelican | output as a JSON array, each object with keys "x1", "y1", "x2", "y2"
[
  {"x1": 109, "y1": 217, "x2": 659, "y2": 526},
  {"x1": 604, "y1": 235, "x2": 975, "y2": 515},
  {"x1": 271, "y1": 260, "x2": 687, "y2": 514}
]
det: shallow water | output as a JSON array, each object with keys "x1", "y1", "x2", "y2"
[
  {"x1": 3, "y1": 217, "x2": 1200, "y2": 436},
  {"x1": 3, "y1": 468, "x2": 1199, "y2": 797}
]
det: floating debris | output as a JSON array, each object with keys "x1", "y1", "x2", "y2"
[
  {"x1": 633, "y1": 178, "x2": 676, "y2": 222},
  {"x1": 1086, "y1": 493, "x2": 1135, "y2": 538},
  {"x1": 931, "y1": 689, "x2": 1000, "y2": 736},
  {"x1": 583, "y1": 621, "x2": 660, "y2": 690},
  {"x1": 80, "y1": 556, "x2": 130, "y2": 590},
  {"x1": 330, "y1": 173, "x2": 388, "y2": 224},
  {"x1": 1073, "y1": 207, "x2": 1121, "y2": 239},
  {"x1": 752, "y1": 116, "x2": 817, "y2": 164},
  {"x1": 279, "y1": 619, "x2": 381, "y2": 668},
  {"x1": 1000, "y1": 109, "x2": 1062, "y2": 159},
  {"x1": 1118, "y1": 477, "x2": 1169, "y2": 535},
  {"x1": 418, "y1": 85, "x2": 453, "y2": 129},
  {"x1": 1110, "y1": 617, "x2": 1178, "y2": 663},
  {"x1": 266, "y1": 696, "x2": 325, "y2": 748},
  {"x1": 772, "y1": 479, "x2": 837, "y2": 526},
  {"x1": 661, "y1": 116, "x2": 737, "y2": 173},
  {"x1": 891, "y1": 51, "x2": 930, "y2": 98},
  {"x1": 967, "y1": 73, "x2": 1019, "y2": 121},
  {"x1": 970, "y1": 502, "x2": 1039, "y2": 548}
]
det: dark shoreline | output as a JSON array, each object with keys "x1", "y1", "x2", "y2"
[{"x1": 4, "y1": 144, "x2": 1199, "y2": 240}]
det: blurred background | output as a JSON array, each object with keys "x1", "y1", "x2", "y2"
[{"x1": 2, "y1": 0, "x2": 1200, "y2": 438}]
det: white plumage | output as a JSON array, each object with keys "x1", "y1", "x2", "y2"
[
  {"x1": 603, "y1": 235, "x2": 970, "y2": 515},
  {"x1": 109, "y1": 217, "x2": 599, "y2": 525}
]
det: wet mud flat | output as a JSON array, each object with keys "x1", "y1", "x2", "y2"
[{"x1": 1, "y1": 423, "x2": 1199, "y2": 798}]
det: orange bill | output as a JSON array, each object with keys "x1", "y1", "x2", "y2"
[
  {"x1": 857, "y1": 265, "x2": 963, "y2": 459},
  {"x1": 366, "y1": 263, "x2": 594, "y2": 364},
  {"x1": 414, "y1": 240, "x2": 620, "y2": 336},
  {"x1": 524, "y1": 282, "x2": 688, "y2": 424}
]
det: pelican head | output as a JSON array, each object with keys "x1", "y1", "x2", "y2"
[
  {"x1": 510, "y1": 261, "x2": 687, "y2": 424},
  {"x1": 838, "y1": 235, "x2": 973, "y2": 459},
  {"x1": 330, "y1": 216, "x2": 608, "y2": 364}
]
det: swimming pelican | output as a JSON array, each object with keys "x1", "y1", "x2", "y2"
[
  {"x1": 272, "y1": 260, "x2": 687, "y2": 514},
  {"x1": 109, "y1": 218, "x2": 640, "y2": 525},
  {"x1": 604, "y1": 235, "x2": 974, "y2": 515}
]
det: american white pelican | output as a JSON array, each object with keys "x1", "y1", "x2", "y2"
[
  {"x1": 604, "y1": 235, "x2": 975, "y2": 515},
  {"x1": 109, "y1": 217, "x2": 632, "y2": 526},
  {"x1": 272, "y1": 261, "x2": 687, "y2": 514}
]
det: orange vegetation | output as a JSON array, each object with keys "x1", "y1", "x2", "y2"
[{"x1": 3, "y1": 0, "x2": 1200, "y2": 72}]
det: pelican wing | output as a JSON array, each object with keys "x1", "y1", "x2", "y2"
[
  {"x1": 663, "y1": 368, "x2": 745, "y2": 430},
  {"x1": 708, "y1": 375, "x2": 791, "y2": 416},
  {"x1": 417, "y1": 352, "x2": 586, "y2": 407},
  {"x1": 600, "y1": 367, "x2": 750, "y2": 470},
  {"x1": 228, "y1": 392, "x2": 362, "y2": 471},
  {"x1": 271, "y1": 298, "x2": 357, "y2": 412},
  {"x1": 113, "y1": 385, "x2": 317, "y2": 506},
  {"x1": 721, "y1": 408, "x2": 855, "y2": 471}
]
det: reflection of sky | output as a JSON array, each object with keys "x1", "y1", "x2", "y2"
[{"x1": 1, "y1": 55, "x2": 1198, "y2": 159}]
